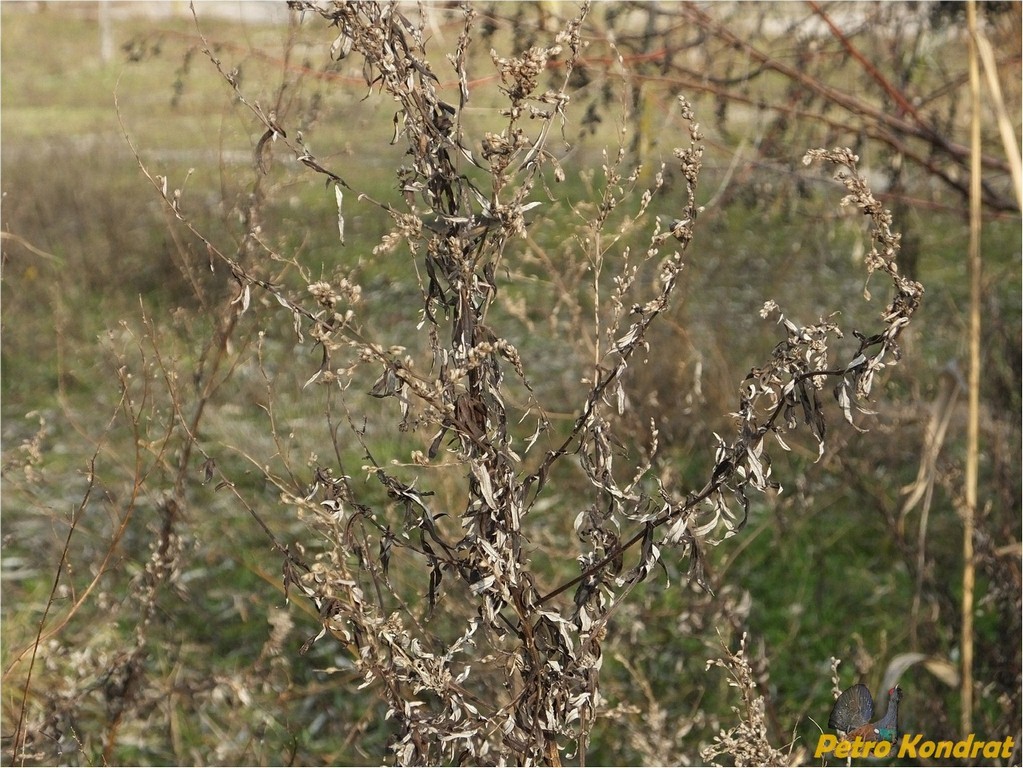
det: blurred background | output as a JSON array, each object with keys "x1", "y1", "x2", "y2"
[{"x1": 2, "y1": 2, "x2": 1020, "y2": 764}]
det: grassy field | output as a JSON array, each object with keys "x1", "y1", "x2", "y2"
[{"x1": 2, "y1": 3, "x2": 1020, "y2": 765}]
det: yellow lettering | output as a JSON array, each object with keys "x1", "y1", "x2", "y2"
[
  {"x1": 888, "y1": 734, "x2": 1020, "y2": 760},
  {"x1": 899, "y1": 733, "x2": 923, "y2": 758},
  {"x1": 814, "y1": 735, "x2": 837, "y2": 758},
  {"x1": 843, "y1": 738, "x2": 890, "y2": 759},
  {"x1": 1003, "y1": 737, "x2": 1016, "y2": 758},
  {"x1": 848, "y1": 739, "x2": 866, "y2": 759},
  {"x1": 934, "y1": 740, "x2": 953, "y2": 758},
  {"x1": 953, "y1": 734, "x2": 973, "y2": 757}
]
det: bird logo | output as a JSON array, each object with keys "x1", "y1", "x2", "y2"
[{"x1": 829, "y1": 684, "x2": 903, "y2": 743}]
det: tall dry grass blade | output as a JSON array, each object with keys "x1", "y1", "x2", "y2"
[
  {"x1": 975, "y1": 31, "x2": 1023, "y2": 209},
  {"x1": 962, "y1": 0, "x2": 984, "y2": 738},
  {"x1": 900, "y1": 366, "x2": 962, "y2": 645}
]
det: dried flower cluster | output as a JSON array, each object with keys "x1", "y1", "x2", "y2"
[
  {"x1": 701, "y1": 633, "x2": 804, "y2": 766},
  {"x1": 153, "y1": 3, "x2": 928, "y2": 763},
  {"x1": 6, "y1": 3, "x2": 921, "y2": 765},
  {"x1": 202, "y1": 3, "x2": 922, "y2": 763}
]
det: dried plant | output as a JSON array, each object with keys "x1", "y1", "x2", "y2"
[
  {"x1": 127, "y1": 3, "x2": 919, "y2": 764},
  {"x1": 3, "y1": 3, "x2": 930, "y2": 765},
  {"x1": 702, "y1": 633, "x2": 805, "y2": 767}
]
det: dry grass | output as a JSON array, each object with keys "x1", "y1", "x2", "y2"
[{"x1": 2, "y1": 2, "x2": 1019, "y2": 765}]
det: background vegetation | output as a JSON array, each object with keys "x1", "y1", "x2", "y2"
[{"x1": 2, "y1": 2, "x2": 1019, "y2": 765}]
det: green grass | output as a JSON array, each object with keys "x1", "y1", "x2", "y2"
[{"x1": 2, "y1": 4, "x2": 1020, "y2": 765}]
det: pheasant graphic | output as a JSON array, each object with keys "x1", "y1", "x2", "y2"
[{"x1": 828, "y1": 684, "x2": 903, "y2": 743}]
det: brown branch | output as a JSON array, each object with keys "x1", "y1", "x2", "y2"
[
  {"x1": 807, "y1": 0, "x2": 920, "y2": 121},
  {"x1": 10, "y1": 460, "x2": 96, "y2": 763},
  {"x1": 674, "y1": 4, "x2": 1015, "y2": 211}
]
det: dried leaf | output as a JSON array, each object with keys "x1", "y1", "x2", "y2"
[
  {"x1": 255, "y1": 127, "x2": 274, "y2": 174},
  {"x1": 335, "y1": 184, "x2": 345, "y2": 245},
  {"x1": 330, "y1": 31, "x2": 353, "y2": 60}
]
